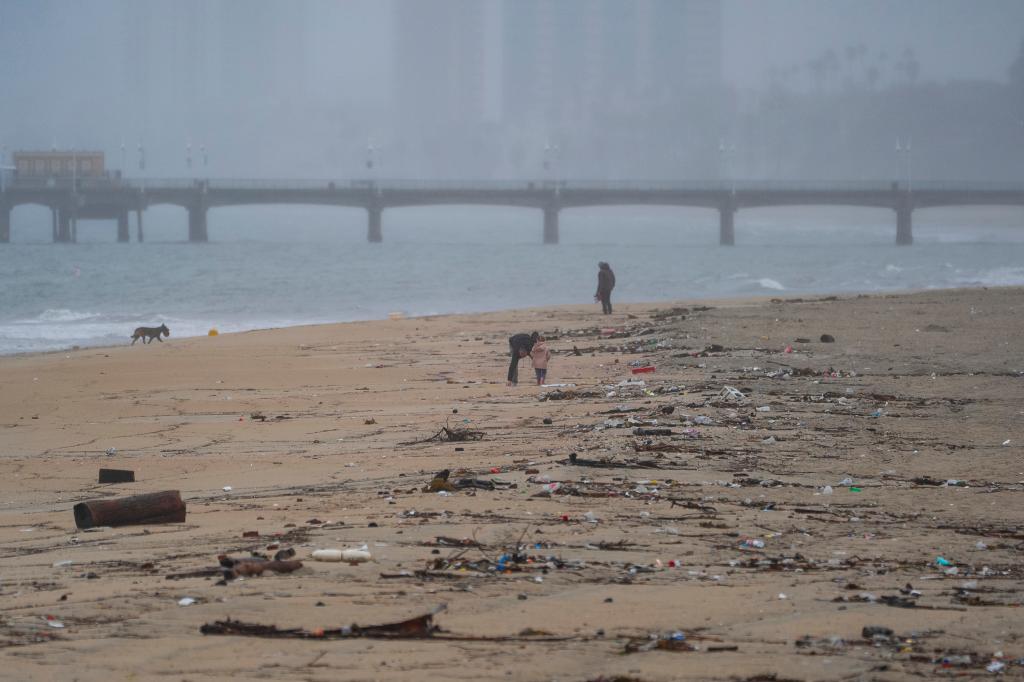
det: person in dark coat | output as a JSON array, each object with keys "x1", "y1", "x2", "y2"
[
  {"x1": 507, "y1": 331, "x2": 539, "y2": 385},
  {"x1": 595, "y1": 262, "x2": 615, "y2": 315}
]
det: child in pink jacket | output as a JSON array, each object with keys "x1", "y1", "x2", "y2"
[{"x1": 530, "y1": 336, "x2": 551, "y2": 385}]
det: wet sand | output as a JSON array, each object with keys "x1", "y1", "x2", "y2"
[{"x1": 0, "y1": 287, "x2": 1022, "y2": 681}]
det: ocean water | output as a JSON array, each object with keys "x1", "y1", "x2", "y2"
[{"x1": 1, "y1": 205, "x2": 1022, "y2": 355}]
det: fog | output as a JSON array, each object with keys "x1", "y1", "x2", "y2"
[{"x1": 2, "y1": 0, "x2": 1023, "y2": 182}]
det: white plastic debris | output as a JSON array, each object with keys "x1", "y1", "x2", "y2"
[
  {"x1": 178, "y1": 597, "x2": 196, "y2": 607},
  {"x1": 822, "y1": 485, "x2": 834, "y2": 495},
  {"x1": 718, "y1": 386, "x2": 747, "y2": 403},
  {"x1": 312, "y1": 545, "x2": 373, "y2": 565},
  {"x1": 222, "y1": 486, "x2": 233, "y2": 492}
]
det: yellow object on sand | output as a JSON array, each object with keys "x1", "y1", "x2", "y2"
[{"x1": 208, "y1": 329, "x2": 219, "y2": 336}]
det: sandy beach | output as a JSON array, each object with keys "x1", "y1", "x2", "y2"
[{"x1": 0, "y1": 287, "x2": 1022, "y2": 681}]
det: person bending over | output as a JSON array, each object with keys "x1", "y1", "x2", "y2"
[{"x1": 507, "y1": 331, "x2": 539, "y2": 386}]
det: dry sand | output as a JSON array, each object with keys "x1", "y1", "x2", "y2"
[{"x1": 0, "y1": 287, "x2": 1022, "y2": 681}]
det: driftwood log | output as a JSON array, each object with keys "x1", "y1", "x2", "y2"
[{"x1": 74, "y1": 490, "x2": 186, "y2": 529}]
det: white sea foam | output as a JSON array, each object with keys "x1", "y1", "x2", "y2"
[{"x1": 1, "y1": 235, "x2": 1023, "y2": 355}]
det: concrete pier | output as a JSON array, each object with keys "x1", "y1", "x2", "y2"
[
  {"x1": 187, "y1": 204, "x2": 208, "y2": 242},
  {"x1": 367, "y1": 205, "x2": 382, "y2": 242},
  {"x1": 0, "y1": 202, "x2": 9, "y2": 243},
  {"x1": 0, "y1": 179, "x2": 1019, "y2": 245},
  {"x1": 896, "y1": 203, "x2": 913, "y2": 245},
  {"x1": 56, "y1": 208, "x2": 73, "y2": 243},
  {"x1": 543, "y1": 205, "x2": 559, "y2": 244},
  {"x1": 719, "y1": 204, "x2": 736, "y2": 246},
  {"x1": 117, "y1": 210, "x2": 130, "y2": 243}
]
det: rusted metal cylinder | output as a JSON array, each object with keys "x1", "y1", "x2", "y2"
[{"x1": 74, "y1": 490, "x2": 185, "y2": 529}]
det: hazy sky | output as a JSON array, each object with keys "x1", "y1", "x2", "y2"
[{"x1": 1, "y1": 0, "x2": 1022, "y2": 178}]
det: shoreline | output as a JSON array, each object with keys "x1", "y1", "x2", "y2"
[{"x1": 2, "y1": 282, "x2": 1015, "y2": 360}]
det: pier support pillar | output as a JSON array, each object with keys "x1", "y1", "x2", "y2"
[
  {"x1": 719, "y1": 205, "x2": 736, "y2": 246},
  {"x1": 117, "y1": 209, "x2": 130, "y2": 243},
  {"x1": 188, "y1": 205, "x2": 208, "y2": 242},
  {"x1": 367, "y1": 205, "x2": 382, "y2": 243},
  {"x1": 56, "y1": 208, "x2": 73, "y2": 242},
  {"x1": 52, "y1": 208, "x2": 58, "y2": 242},
  {"x1": 0, "y1": 202, "x2": 10, "y2": 243},
  {"x1": 543, "y1": 206, "x2": 559, "y2": 244},
  {"x1": 895, "y1": 204, "x2": 913, "y2": 245},
  {"x1": 136, "y1": 209, "x2": 144, "y2": 243}
]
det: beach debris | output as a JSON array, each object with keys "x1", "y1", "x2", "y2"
[
  {"x1": 200, "y1": 605, "x2": 579, "y2": 643},
  {"x1": 424, "y1": 469, "x2": 454, "y2": 492},
  {"x1": 219, "y1": 554, "x2": 303, "y2": 579},
  {"x1": 201, "y1": 606, "x2": 444, "y2": 639},
  {"x1": 208, "y1": 328, "x2": 218, "y2": 336},
  {"x1": 73, "y1": 490, "x2": 186, "y2": 529},
  {"x1": 311, "y1": 545, "x2": 373, "y2": 565},
  {"x1": 820, "y1": 334, "x2": 835, "y2": 343},
  {"x1": 716, "y1": 386, "x2": 747, "y2": 404},
  {"x1": 633, "y1": 427, "x2": 674, "y2": 436},
  {"x1": 98, "y1": 468, "x2": 135, "y2": 484},
  {"x1": 624, "y1": 631, "x2": 696, "y2": 654},
  {"x1": 104, "y1": 447, "x2": 117, "y2": 456},
  {"x1": 539, "y1": 388, "x2": 602, "y2": 401},
  {"x1": 44, "y1": 616, "x2": 65, "y2": 628},
  {"x1": 631, "y1": 366, "x2": 656, "y2": 374},
  {"x1": 178, "y1": 597, "x2": 197, "y2": 607},
  {"x1": 400, "y1": 419, "x2": 484, "y2": 445},
  {"x1": 562, "y1": 452, "x2": 663, "y2": 469}
]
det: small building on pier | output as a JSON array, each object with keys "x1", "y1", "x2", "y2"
[{"x1": 13, "y1": 151, "x2": 105, "y2": 178}]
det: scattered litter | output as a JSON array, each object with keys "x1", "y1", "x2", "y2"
[
  {"x1": 312, "y1": 545, "x2": 373, "y2": 565},
  {"x1": 401, "y1": 420, "x2": 484, "y2": 445},
  {"x1": 178, "y1": 597, "x2": 197, "y2": 607},
  {"x1": 717, "y1": 386, "x2": 747, "y2": 404},
  {"x1": 98, "y1": 468, "x2": 135, "y2": 484}
]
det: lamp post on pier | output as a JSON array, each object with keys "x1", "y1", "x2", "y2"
[
  {"x1": 0, "y1": 145, "x2": 11, "y2": 195},
  {"x1": 718, "y1": 139, "x2": 736, "y2": 194},
  {"x1": 365, "y1": 141, "x2": 377, "y2": 181},
  {"x1": 895, "y1": 136, "x2": 912, "y2": 192},
  {"x1": 542, "y1": 141, "x2": 559, "y2": 184}
]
